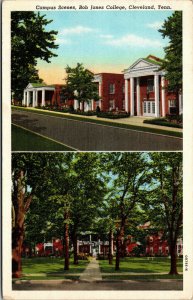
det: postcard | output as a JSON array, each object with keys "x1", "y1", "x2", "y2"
[{"x1": 2, "y1": 0, "x2": 193, "y2": 299}]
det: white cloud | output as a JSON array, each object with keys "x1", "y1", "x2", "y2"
[
  {"x1": 104, "y1": 34, "x2": 163, "y2": 48},
  {"x1": 147, "y1": 21, "x2": 163, "y2": 30},
  {"x1": 99, "y1": 34, "x2": 114, "y2": 39},
  {"x1": 55, "y1": 38, "x2": 72, "y2": 45},
  {"x1": 60, "y1": 25, "x2": 96, "y2": 35}
]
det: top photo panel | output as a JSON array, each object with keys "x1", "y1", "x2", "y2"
[{"x1": 11, "y1": 9, "x2": 183, "y2": 151}]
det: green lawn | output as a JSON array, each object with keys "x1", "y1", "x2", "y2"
[
  {"x1": 99, "y1": 257, "x2": 183, "y2": 279},
  {"x1": 12, "y1": 124, "x2": 74, "y2": 151},
  {"x1": 12, "y1": 106, "x2": 183, "y2": 138},
  {"x1": 20, "y1": 257, "x2": 89, "y2": 280}
]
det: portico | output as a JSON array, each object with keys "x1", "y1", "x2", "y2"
[
  {"x1": 23, "y1": 83, "x2": 55, "y2": 107},
  {"x1": 124, "y1": 55, "x2": 165, "y2": 117}
]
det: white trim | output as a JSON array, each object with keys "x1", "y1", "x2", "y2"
[
  {"x1": 93, "y1": 74, "x2": 102, "y2": 84},
  {"x1": 124, "y1": 58, "x2": 165, "y2": 79}
]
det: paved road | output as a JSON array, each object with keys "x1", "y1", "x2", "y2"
[
  {"x1": 12, "y1": 110, "x2": 183, "y2": 151},
  {"x1": 12, "y1": 279, "x2": 183, "y2": 290}
]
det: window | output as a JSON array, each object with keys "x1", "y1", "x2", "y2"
[
  {"x1": 109, "y1": 83, "x2": 115, "y2": 94},
  {"x1": 169, "y1": 99, "x2": 177, "y2": 114},
  {"x1": 169, "y1": 99, "x2": 176, "y2": 107},
  {"x1": 147, "y1": 79, "x2": 154, "y2": 92}
]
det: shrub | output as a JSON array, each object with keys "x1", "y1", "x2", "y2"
[
  {"x1": 96, "y1": 106, "x2": 101, "y2": 113},
  {"x1": 71, "y1": 110, "x2": 96, "y2": 116},
  {"x1": 143, "y1": 118, "x2": 183, "y2": 128},
  {"x1": 97, "y1": 111, "x2": 130, "y2": 119}
]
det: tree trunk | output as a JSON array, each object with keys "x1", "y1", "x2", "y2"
[
  {"x1": 108, "y1": 230, "x2": 113, "y2": 265},
  {"x1": 64, "y1": 220, "x2": 69, "y2": 270},
  {"x1": 169, "y1": 241, "x2": 178, "y2": 275},
  {"x1": 12, "y1": 170, "x2": 26, "y2": 278},
  {"x1": 72, "y1": 231, "x2": 78, "y2": 265},
  {"x1": 115, "y1": 219, "x2": 125, "y2": 271},
  {"x1": 115, "y1": 234, "x2": 121, "y2": 270}
]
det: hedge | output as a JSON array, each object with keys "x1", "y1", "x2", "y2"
[{"x1": 144, "y1": 118, "x2": 183, "y2": 129}]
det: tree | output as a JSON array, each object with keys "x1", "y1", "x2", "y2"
[
  {"x1": 12, "y1": 153, "x2": 70, "y2": 277},
  {"x1": 69, "y1": 153, "x2": 106, "y2": 265},
  {"x1": 11, "y1": 12, "x2": 58, "y2": 100},
  {"x1": 103, "y1": 153, "x2": 149, "y2": 270},
  {"x1": 159, "y1": 12, "x2": 182, "y2": 95},
  {"x1": 148, "y1": 153, "x2": 183, "y2": 275},
  {"x1": 65, "y1": 63, "x2": 99, "y2": 111}
]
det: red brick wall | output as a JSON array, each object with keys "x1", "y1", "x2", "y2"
[{"x1": 100, "y1": 73, "x2": 125, "y2": 111}]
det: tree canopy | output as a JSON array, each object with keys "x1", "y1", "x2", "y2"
[
  {"x1": 159, "y1": 11, "x2": 182, "y2": 93},
  {"x1": 65, "y1": 63, "x2": 99, "y2": 110},
  {"x1": 11, "y1": 12, "x2": 58, "y2": 100},
  {"x1": 12, "y1": 152, "x2": 183, "y2": 277}
]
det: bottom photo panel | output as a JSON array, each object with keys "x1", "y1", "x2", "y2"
[{"x1": 12, "y1": 152, "x2": 183, "y2": 291}]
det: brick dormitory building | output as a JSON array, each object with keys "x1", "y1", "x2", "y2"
[{"x1": 22, "y1": 55, "x2": 183, "y2": 118}]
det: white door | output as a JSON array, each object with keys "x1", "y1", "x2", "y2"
[{"x1": 143, "y1": 101, "x2": 155, "y2": 117}]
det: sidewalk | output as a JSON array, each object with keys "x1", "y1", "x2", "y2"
[{"x1": 79, "y1": 257, "x2": 102, "y2": 281}]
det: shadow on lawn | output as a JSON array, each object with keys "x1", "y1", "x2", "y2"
[{"x1": 22, "y1": 258, "x2": 89, "y2": 275}]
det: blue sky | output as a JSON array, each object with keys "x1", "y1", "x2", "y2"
[{"x1": 37, "y1": 11, "x2": 173, "y2": 84}]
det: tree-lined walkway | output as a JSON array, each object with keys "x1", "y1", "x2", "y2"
[{"x1": 79, "y1": 258, "x2": 102, "y2": 281}]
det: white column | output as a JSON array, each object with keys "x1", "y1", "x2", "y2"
[
  {"x1": 42, "y1": 89, "x2": 45, "y2": 106},
  {"x1": 74, "y1": 100, "x2": 79, "y2": 110},
  {"x1": 23, "y1": 91, "x2": 26, "y2": 106},
  {"x1": 32, "y1": 90, "x2": 36, "y2": 107},
  {"x1": 26, "y1": 91, "x2": 30, "y2": 107},
  {"x1": 80, "y1": 102, "x2": 83, "y2": 110},
  {"x1": 91, "y1": 99, "x2": 95, "y2": 111},
  {"x1": 161, "y1": 76, "x2": 166, "y2": 117},
  {"x1": 35, "y1": 90, "x2": 38, "y2": 107},
  {"x1": 154, "y1": 74, "x2": 160, "y2": 117},
  {"x1": 179, "y1": 93, "x2": 183, "y2": 115},
  {"x1": 130, "y1": 77, "x2": 134, "y2": 116},
  {"x1": 98, "y1": 239, "x2": 101, "y2": 254},
  {"x1": 85, "y1": 102, "x2": 89, "y2": 112},
  {"x1": 125, "y1": 79, "x2": 129, "y2": 112},
  {"x1": 136, "y1": 77, "x2": 141, "y2": 116}
]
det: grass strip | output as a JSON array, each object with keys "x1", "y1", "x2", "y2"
[
  {"x1": 12, "y1": 106, "x2": 183, "y2": 138},
  {"x1": 12, "y1": 124, "x2": 75, "y2": 151}
]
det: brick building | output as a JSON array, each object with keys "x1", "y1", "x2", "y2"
[
  {"x1": 22, "y1": 55, "x2": 182, "y2": 117},
  {"x1": 93, "y1": 73, "x2": 125, "y2": 111},
  {"x1": 123, "y1": 55, "x2": 182, "y2": 117}
]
